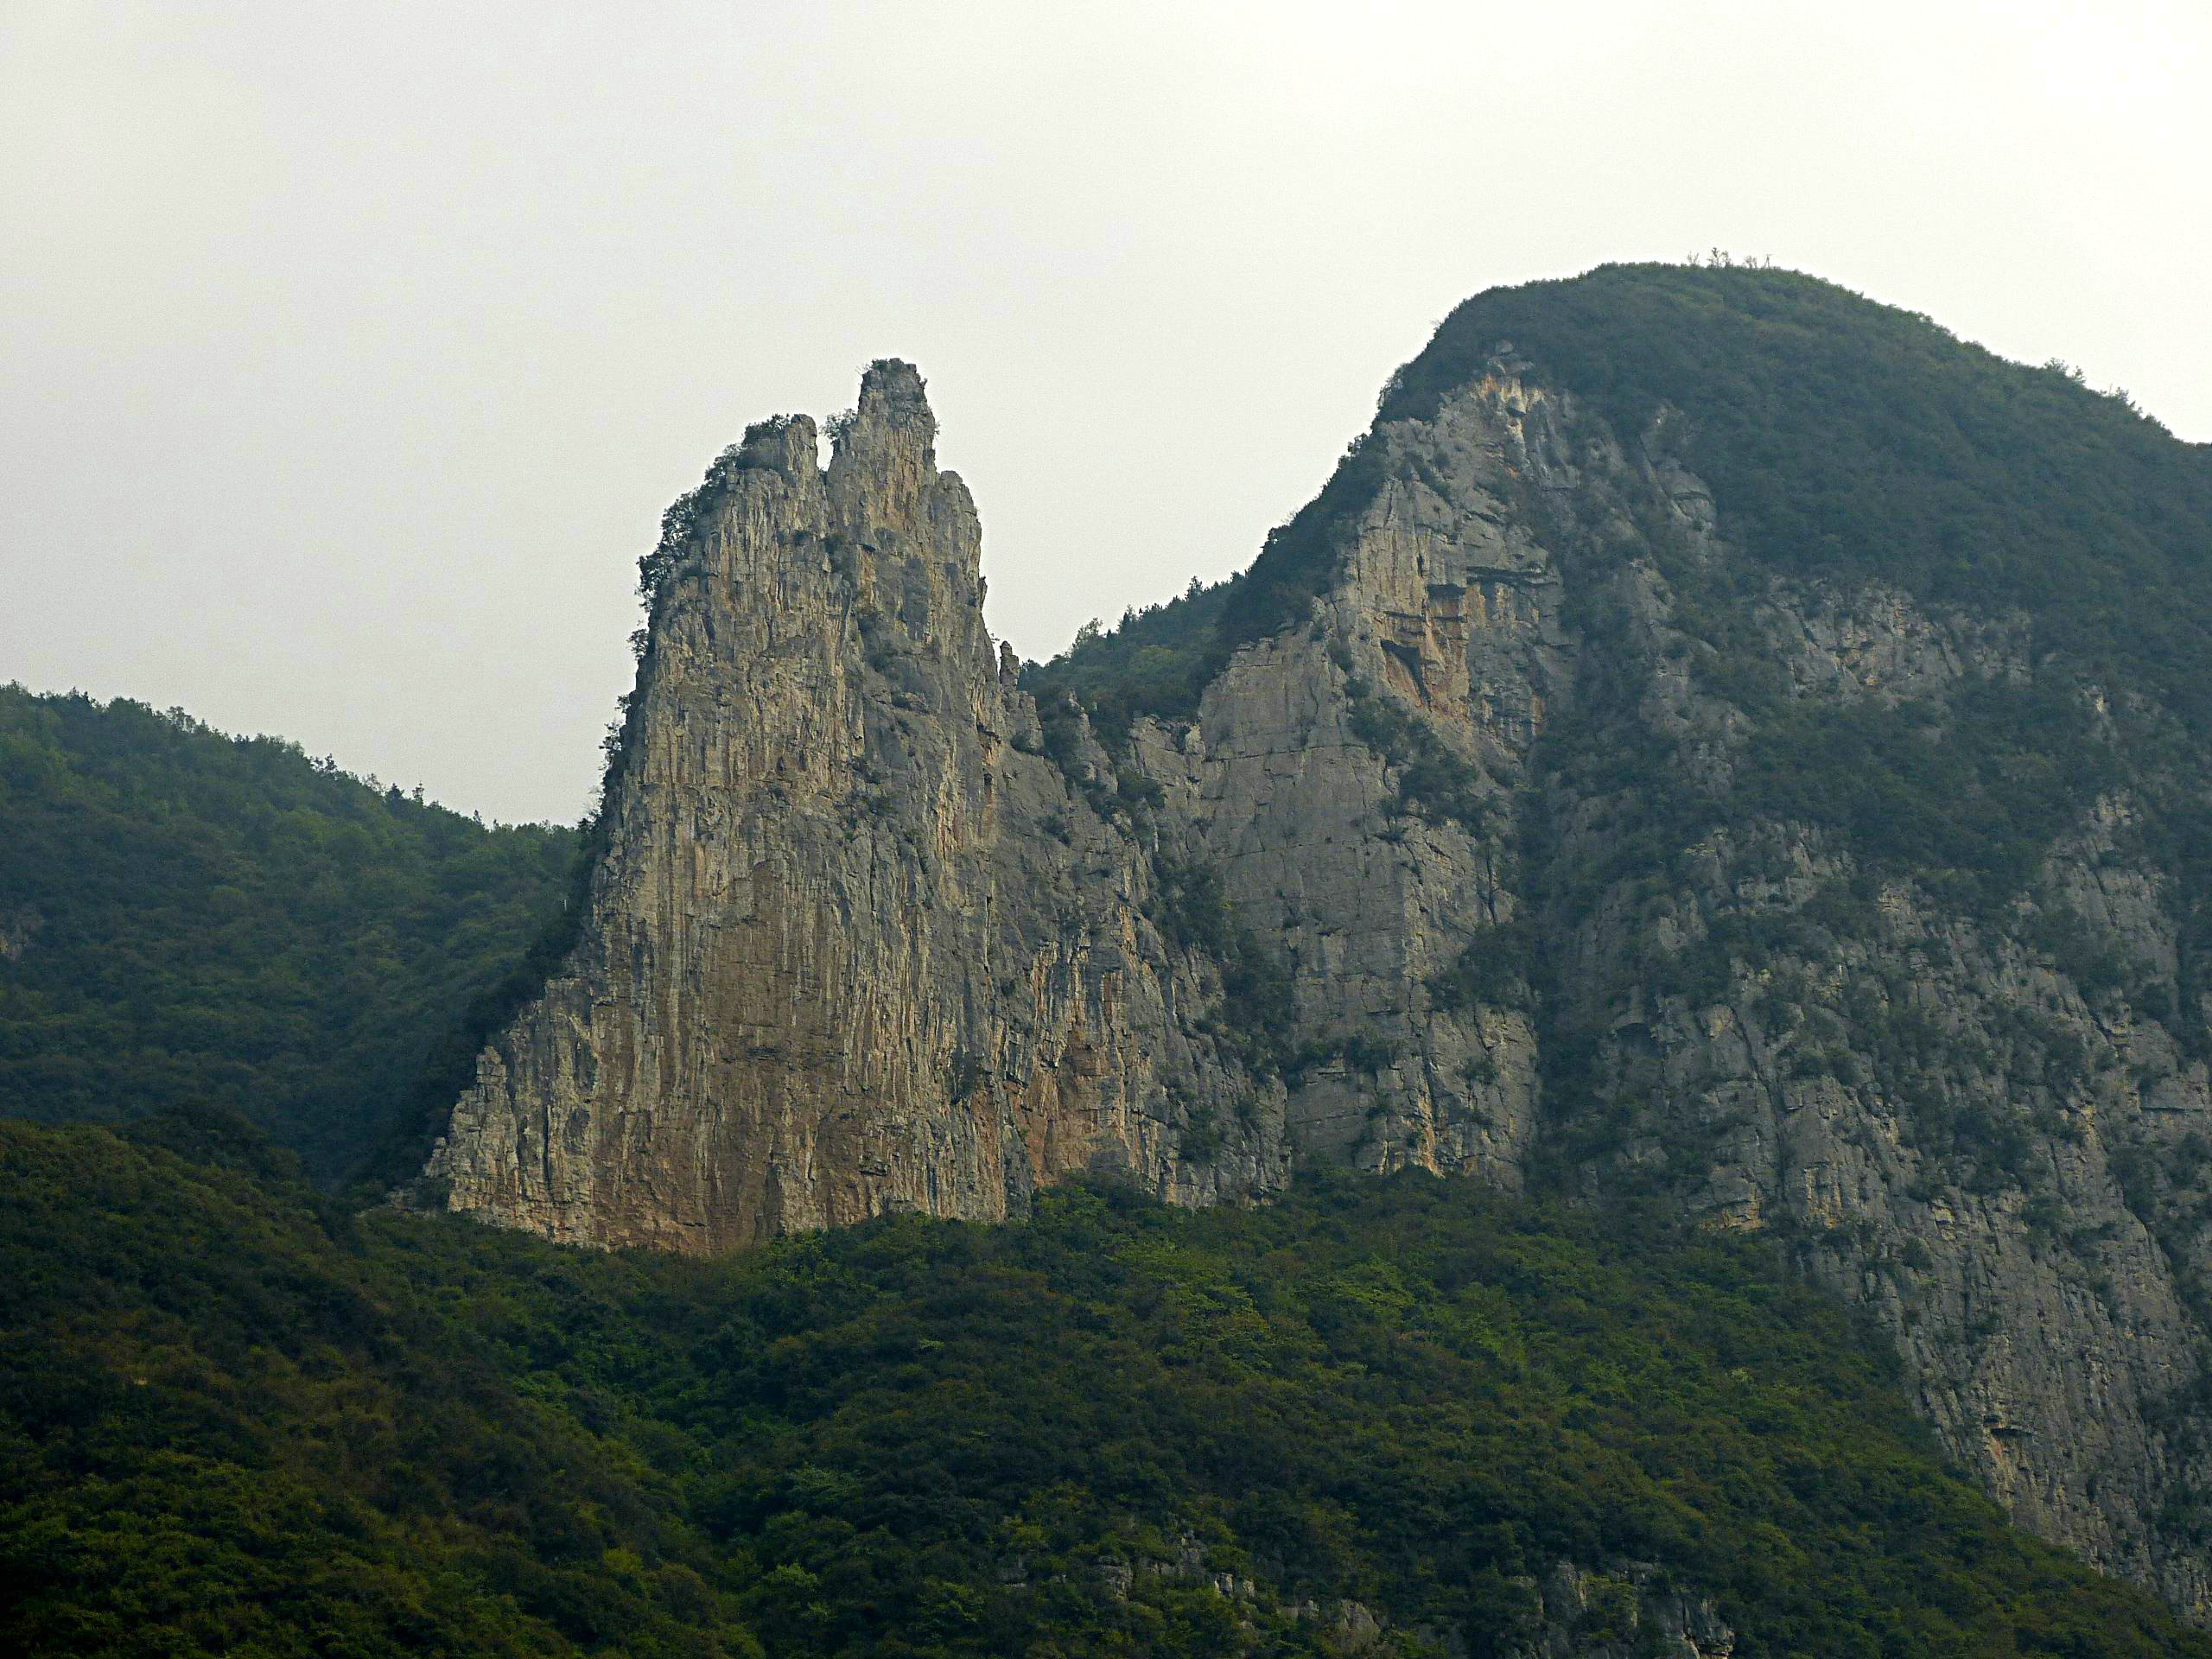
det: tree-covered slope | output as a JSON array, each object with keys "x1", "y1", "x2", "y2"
[
  {"x1": 4, "y1": 1114, "x2": 2207, "y2": 1659},
  {"x1": 0, "y1": 687, "x2": 575, "y2": 1181}
]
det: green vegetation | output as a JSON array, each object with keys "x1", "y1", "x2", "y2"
[
  {"x1": 1428, "y1": 919, "x2": 1536, "y2": 1014},
  {"x1": 10, "y1": 265, "x2": 2212, "y2": 1656},
  {"x1": 1342, "y1": 671, "x2": 1494, "y2": 834},
  {"x1": 1385, "y1": 264, "x2": 2212, "y2": 732},
  {"x1": 1025, "y1": 416, "x2": 1416, "y2": 737},
  {"x1": 0, "y1": 688, "x2": 575, "y2": 1182},
  {"x1": 1037, "y1": 261, "x2": 2208, "y2": 909},
  {"x1": 1150, "y1": 860, "x2": 1297, "y2": 1076},
  {"x1": 1727, "y1": 677, "x2": 2120, "y2": 906},
  {"x1": 1024, "y1": 580, "x2": 1231, "y2": 743},
  {"x1": 6, "y1": 1114, "x2": 2206, "y2": 1659}
]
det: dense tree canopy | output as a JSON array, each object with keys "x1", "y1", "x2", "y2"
[
  {"x1": 0, "y1": 687, "x2": 575, "y2": 1181},
  {"x1": 3, "y1": 1116, "x2": 2206, "y2": 1658}
]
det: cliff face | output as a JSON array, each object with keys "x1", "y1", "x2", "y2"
[
  {"x1": 1253, "y1": 359, "x2": 2212, "y2": 1609},
  {"x1": 1406, "y1": 375, "x2": 2212, "y2": 1611},
  {"x1": 428, "y1": 366, "x2": 1289, "y2": 1251},
  {"x1": 429, "y1": 330, "x2": 2212, "y2": 1607}
]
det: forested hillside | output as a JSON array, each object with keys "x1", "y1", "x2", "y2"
[
  {"x1": 5, "y1": 1113, "x2": 2207, "y2": 1659},
  {"x1": 0, "y1": 688, "x2": 575, "y2": 1181}
]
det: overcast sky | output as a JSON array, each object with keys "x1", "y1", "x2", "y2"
[{"x1": 5, "y1": 2, "x2": 2207, "y2": 824}]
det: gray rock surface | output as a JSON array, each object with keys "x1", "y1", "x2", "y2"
[
  {"x1": 426, "y1": 357, "x2": 2212, "y2": 1612},
  {"x1": 427, "y1": 364, "x2": 1289, "y2": 1249}
]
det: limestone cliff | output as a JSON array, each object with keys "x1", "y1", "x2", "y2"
[
  {"x1": 429, "y1": 289, "x2": 2212, "y2": 1612},
  {"x1": 427, "y1": 365, "x2": 1288, "y2": 1250}
]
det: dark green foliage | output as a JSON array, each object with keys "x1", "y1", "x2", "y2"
[
  {"x1": 0, "y1": 1117, "x2": 759, "y2": 1658},
  {"x1": 1335, "y1": 1030, "x2": 1401, "y2": 1075},
  {"x1": 1215, "y1": 433, "x2": 1401, "y2": 663},
  {"x1": 1027, "y1": 427, "x2": 1411, "y2": 734},
  {"x1": 1024, "y1": 582, "x2": 1233, "y2": 742},
  {"x1": 4, "y1": 1119, "x2": 2204, "y2": 1658},
  {"x1": 1151, "y1": 861, "x2": 1297, "y2": 1076},
  {"x1": 1178, "y1": 1101, "x2": 1225, "y2": 1161},
  {"x1": 1429, "y1": 919, "x2": 1536, "y2": 1013},
  {"x1": 1343, "y1": 674, "x2": 1493, "y2": 832},
  {"x1": 1384, "y1": 266, "x2": 2212, "y2": 726},
  {"x1": 1728, "y1": 677, "x2": 2117, "y2": 906},
  {"x1": 1116, "y1": 764, "x2": 1166, "y2": 811},
  {"x1": 0, "y1": 688, "x2": 574, "y2": 1183},
  {"x1": 1032, "y1": 694, "x2": 1122, "y2": 823},
  {"x1": 1281, "y1": 1029, "x2": 1405, "y2": 1085}
]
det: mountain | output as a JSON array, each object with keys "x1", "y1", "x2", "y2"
[
  {"x1": 7, "y1": 1114, "x2": 2210, "y2": 1658},
  {"x1": 0, "y1": 687, "x2": 575, "y2": 1180},
  {"x1": 411, "y1": 265, "x2": 2212, "y2": 1611},
  {"x1": 10, "y1": 263, "x2": 2212, "y2": 1646}
]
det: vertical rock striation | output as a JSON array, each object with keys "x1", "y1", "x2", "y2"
[{"x1": 427, "y1": 364, "x2": 1289, "y2": 1250}]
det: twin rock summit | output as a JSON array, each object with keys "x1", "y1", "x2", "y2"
[
  {"x1": 425, "y1": 353, "x2": 1560, "y2": 1246},
  {"x1": 417, "y1": 270, "x2": 2212, "y2": 1611}
]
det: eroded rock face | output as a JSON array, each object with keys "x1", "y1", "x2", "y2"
[
  {"x1": 429, "y1": 356, "x2": 2212, "y2": 1611},
  {"x1": 1014, "y1": 1533, "x2": 1729, "y2": 1657},
  {"x1": 427, "y1": 365, "x2": 1290, "y2": 1250}
]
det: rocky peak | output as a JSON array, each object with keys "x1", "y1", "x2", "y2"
[
  {"x1": 827, "y1": 357, "x2": 942, "y2": 529},
  {"x1": 426, "y1": 362, "x2": 1290, "y2": 1251},
  {"x1": 731, "y1": 410, "x2": 818, "y2": 478}
]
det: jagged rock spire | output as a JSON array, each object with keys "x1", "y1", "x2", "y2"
[{"x1": 425, "y1": 362, "x2": 1290, "y2": 1252}]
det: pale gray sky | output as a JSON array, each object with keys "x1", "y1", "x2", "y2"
[{"x1": 5, "y1": 1, "x2": 2207, "y2": 823}]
